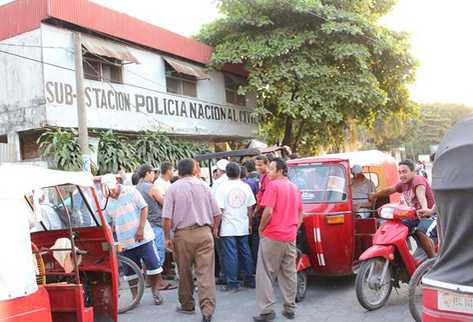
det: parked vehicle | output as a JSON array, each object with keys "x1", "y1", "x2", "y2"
[
  {"x1": 355, "y1": 203, "x2": 426, "y2": 310},
  {"x1": 0, "y1": 165, "x2": 118, "y2": 322},
  {"x1": 287, "y1": 150, "x2": 400, "y2": 301},
  {"x1": 421, "y1": 116, "x2": 473, "y2": 322}
]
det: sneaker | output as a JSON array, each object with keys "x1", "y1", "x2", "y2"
[
  {"x1": 202, "y1": 315, "x2": 212, "y2": 322},
  {"x1": 253, "y1": 312, "x2": 276, "y2": 322},
  {"x1": 282, "y1": 311, "x2": 295, "y2": 320},
  {"x1": 216, "y1": 277, "x2": 226, "y2": 285}
]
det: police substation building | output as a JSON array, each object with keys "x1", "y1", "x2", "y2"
[{"x1": 0, "y1": 0, "x2": 257, "y2": 162}]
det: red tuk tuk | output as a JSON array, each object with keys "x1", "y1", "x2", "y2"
[
  {"x1": 0, "y1": 165, "x2": 118, "y2": 322},
  {"x1": 421, "y1": 116, "x2": 473, "y2": 321},
  {"x1": 288, "y1": 150, "x2": 400, "y2": 301}
]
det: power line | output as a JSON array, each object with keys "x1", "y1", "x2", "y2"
[
  {"x1": 0, "y1": 48, "x2": 251, "y2": 111},
  {"x1": 0, "y1": 42, "x2": 71, "y2": 51}
]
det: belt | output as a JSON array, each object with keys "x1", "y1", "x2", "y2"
[{"x1": 175, "y1": 224, "x2": 211, "y2": 232}]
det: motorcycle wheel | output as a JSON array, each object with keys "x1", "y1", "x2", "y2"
[
  {"x1": 355, "y1": 258, "x2": 393, "y2": 311},
  {"x1": 295, "y1": 270, "x2": 308, "y2": 303},
  {"x1": 408, "y1": 258, "x2": 436, "y2": 322}
]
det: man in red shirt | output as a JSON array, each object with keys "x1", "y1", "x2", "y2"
[
  {"x1": 369, "y1": 159, "x2": 437, "y2": 258},
  {"x1": 253, "y1": 158, "x2": 304, "y2": 322},
  {"x1": 251, "y1": 155, "x2": 270, "y2": 266}
]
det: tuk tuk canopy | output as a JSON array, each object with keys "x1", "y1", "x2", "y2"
[
  {"x1": 0, "y1": 165, "x2": 94, "y2": 301},
  {"x1": 424, "y1": 115, "x2": 473, "y2": 292}
]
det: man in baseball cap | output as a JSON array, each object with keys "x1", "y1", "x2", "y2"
[{"x1": 101, "y1": 173, "x2": 164, "y2": 305}]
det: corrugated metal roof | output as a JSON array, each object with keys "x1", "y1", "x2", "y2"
[
  {"x1": 163, "y1": 56, "x2": 209, "y2": 79},
  {"x1": 0, "y1": 0, "x2": 241, "y2": 72},
  {"x1": 82, "y1": 33, "x2": 139, "y2": 64}
]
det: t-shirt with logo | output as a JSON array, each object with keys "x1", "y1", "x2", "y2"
[
  {"x1": 215, "y1": 179, "x2": 256, "y2": 237},
  {"x1": 395, "y1": 175, "x2": 435, "y2": 210},
  {"x1": 260, "y1": 177, "x2": 303, "y2": 242}
]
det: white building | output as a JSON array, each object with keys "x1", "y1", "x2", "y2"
[{"x1": 0, "y1": 0, "x2": 257, "y2": 161}]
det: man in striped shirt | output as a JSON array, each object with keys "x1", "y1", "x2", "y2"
[{"x1": 101, "y1": 174, "x2": 163, "y2": 305}]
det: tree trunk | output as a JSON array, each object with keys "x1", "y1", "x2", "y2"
[
  {"x1": 292, "y1": 120, "x2": 305, "y2": 153},
  {"x1": 281, "y1": 116, "x2": 293, "y2": 147}
]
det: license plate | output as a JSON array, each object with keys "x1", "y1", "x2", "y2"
[{"x1": 438, "y1": 290, "x2": 473, "y2": 314}]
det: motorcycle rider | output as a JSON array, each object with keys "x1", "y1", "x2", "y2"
[{"x1": 369, "y1": 160, "x2": 436, "y2": 258}]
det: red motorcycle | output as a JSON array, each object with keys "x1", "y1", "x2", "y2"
[{"x1": 355, "y1": 203, "x2": 426, "y2": 310}]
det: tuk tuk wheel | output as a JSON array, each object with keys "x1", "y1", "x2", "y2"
[
  {"x1": 295, "y1": 270, "x2": 308, "y2": 303},
  {"x1": 355, "y1": 258, "x2": 393, "y2": 311},
  {"x1": 408, "y1": 258, "x2": 436, "y2": 322},
  {"x1": 118, "y1": 255, "x2": 145, "y2": 314}
]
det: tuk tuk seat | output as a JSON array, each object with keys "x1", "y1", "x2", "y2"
[{"x1": 44, "y1": 283, "x2": 93, "y2": 322}]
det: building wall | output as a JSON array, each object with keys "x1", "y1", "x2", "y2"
[
  {"x1": 0, "y1": 28, "x2": 46, "y2": 135},
  {"x1": 41, "y1": 24, "x2": 257, "y2": 138}
]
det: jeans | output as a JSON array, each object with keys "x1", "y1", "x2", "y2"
[
  {"x1": 251, "y1": 217, "x2": 261, "y2": 272},
  {"x1": 220, "y1": 235, "x2": 255, "y2": 288},
  {"x1": 152, "y1": 226, "x2": 165, "y2": 268}
]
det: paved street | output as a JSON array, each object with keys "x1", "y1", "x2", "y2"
[{"x1": 119, "y1": 275, "x2": 414, "y2": 322}]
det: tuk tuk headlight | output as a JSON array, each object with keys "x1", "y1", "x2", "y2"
[{"x1": 379, "y1": 207, "x2": 395, "y2": 220}]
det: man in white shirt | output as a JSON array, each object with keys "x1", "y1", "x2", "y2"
[
  {"x1": 212, "y1": 159, "x2": 229, "y2": 195},
  {"x1": 154, "y1": 162, "x2": 174, "y2": 196},
  {"x1": 215, "y1": 162, "x2": 256, "y2": 292}
]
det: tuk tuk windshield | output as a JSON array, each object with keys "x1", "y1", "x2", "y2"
[
  {"x1": 288, "y1": 164, "x2": 347, "y2": 203},
  {"x1": 29, "y1": 185, "x2": 101, "y2": 231}
]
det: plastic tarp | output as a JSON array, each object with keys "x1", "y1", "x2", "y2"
[
  {"x1": 0, "y1": 165, "x2": 93, "y2": 300},
  {"x1": 423, "y1": 115, "x2": 473, "y2": 291}
]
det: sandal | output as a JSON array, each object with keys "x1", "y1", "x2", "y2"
[
  {"x1": 158, "y1": 283, "x2": 177, "y2": 291},
  {"x1": 153, "y1": 293, "x2": 164, "y2": 305}
]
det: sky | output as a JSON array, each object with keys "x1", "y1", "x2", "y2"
[{"x1": 1, "y1": 0, "x2": 472, "y2": 105}]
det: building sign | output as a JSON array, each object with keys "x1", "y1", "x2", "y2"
[{"x1": 44, "y1": 81, "x2": 258, "y2": 138}]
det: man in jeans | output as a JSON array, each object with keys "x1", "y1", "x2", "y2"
[
  {"x1": 101, "y1": 174, "x2": 164, "y2": 305},
  {"x1": 163, "y1": 159, "x2": 221, "y2": 322},
  {"x1": 254, "y1": 158, "x2": 304, "y2": 322},
  {"x1": 136, "y1": 164, "x2": 176, "y2": 290},
  {"x1": 215, "y1": 162, "x2": 256, "y2": 292}
]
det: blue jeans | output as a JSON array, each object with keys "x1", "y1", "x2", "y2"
[
  {"x1": 152, "y1": 226, "x2": 165, "y2": 268},
  {"x1": 220, "y1": 236, "x2": 255, "y2": 288}
]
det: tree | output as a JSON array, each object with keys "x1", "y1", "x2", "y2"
[
  {"x1": 360, "y1": 103, "x2": 472, "y2": 158},
  {"x1": 197, "y1": 0, "x2": 417, "y2": 154}
]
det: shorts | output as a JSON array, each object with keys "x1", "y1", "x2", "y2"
[
  {"x1": 122, "y1": 240, "x2": 163, "y2": 277},
  {"x1": 402, "y1": 218, "x2": 437, "y2": 240}
]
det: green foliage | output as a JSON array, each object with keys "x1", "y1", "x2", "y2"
[
  {"x1": 197, "y1": 0, "x2": 417, "y2": 153},
  {"x1": 38, "y1": 128, "x2": 212, "y2": 174},
  {"x1": 38, "y1": 128, "x2": 84, "y2": 171},
  {"x1": 97, "y1": 130, "x2": 139, "y2": 175},
  {"x1": 135, "y1": 131, "x2": 211, "y2": 166},
  {"x1": 361, "y1": 103, "x2": 472, "y2": 157}
]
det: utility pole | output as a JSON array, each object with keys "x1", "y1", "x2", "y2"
[{"x1": 73, "y1": 32, "x2": 91, "y2": 172}]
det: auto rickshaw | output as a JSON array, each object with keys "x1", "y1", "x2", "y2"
[
  {"x1": 421, "y1": 116, "x2": 473, "y2": 321},
  {"x1": 0, "y1": 165, "x2": 118, "y2": 322},
  {"x1": 287, "y1": 150, "x2": 400, "y2": 301}
]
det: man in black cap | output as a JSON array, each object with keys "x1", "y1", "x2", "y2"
[{"x1": 136, "y1": 164, "x2": 176, "y2": 291}]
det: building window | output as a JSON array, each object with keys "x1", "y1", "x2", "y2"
[
  {"x1": 83, "y1": 53, "x2": 123, "y2": 84},
  {"x1": 224, "y1": 74, "x2": 246, "y2": 106},
  {"x1": 165, "y1": 63, "x2": 197, "y2": 97}
]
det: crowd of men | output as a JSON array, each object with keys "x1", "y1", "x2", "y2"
[
  {"x1": 100, "y1": 155, "x2": 437, "y2": 322},
  {"x1": 101, "y1": 155, "x2": 303, "y2": 322}
]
